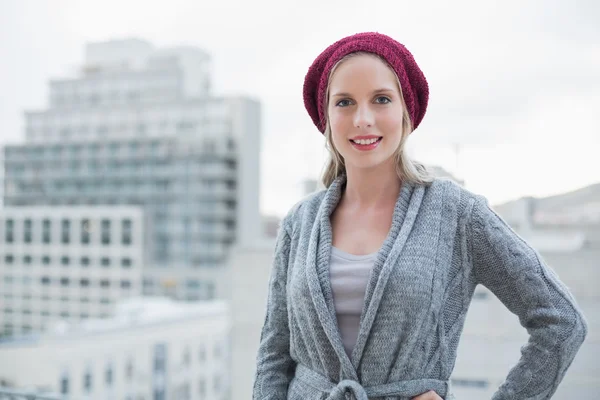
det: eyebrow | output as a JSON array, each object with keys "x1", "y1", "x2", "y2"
[{"x1": 331, "y1": 88, "x2": 396, "y2": 97}]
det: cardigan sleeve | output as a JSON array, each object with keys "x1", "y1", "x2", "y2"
[
  {"x1": 252, "y1": 219, "x2": 296, "y2": 399},
  {"x1": 469, "y1": 195, "x2": 588, "y2": 400}
]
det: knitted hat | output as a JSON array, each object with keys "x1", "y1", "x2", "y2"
[{"x1": 303, "y1": 32, "x2": 429, "y2": 134}]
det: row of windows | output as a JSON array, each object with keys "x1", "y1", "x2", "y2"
[
  {"x1": 3, "y1": 309, "x2": 108, "y2": 318},
  {"x1": 12, "y1": 178, "x2": 232, "y2": 194},
  {"x1": 7, "y1": 140, "x2": 164, "y2": 157},
  {"x1": 3, "y1": 293, "x2": 123, "y2": 302},
  {"x1": 3, "y1": 254, "x2": 134, "y2": 268},
  {"x1": 59, "y1": 370, "x2": 224, "y2": 398},
  {"x1": 3, "y1": 276, "x2": 133, "y2": 289},
  {"x1": 9, "y1": 136, "x2": 234, "y2": 158},
  {"x1": 2, "y1": 218, "x2": 132, "y2": 245}
]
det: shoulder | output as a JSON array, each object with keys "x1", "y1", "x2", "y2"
[
  {"x1": 421, "y1": 177, "x2": 490, "y2": 218},
  {"x1": 421, "y1": 177, "x2": 477, "y2": 201}
]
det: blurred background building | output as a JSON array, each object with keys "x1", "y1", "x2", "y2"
[
  {"x1": 1, "y1": 38, "x2": 261, "y2": 333},
  {"x1": 0, "y1": 297, "x2": 231, "y2": 400},
  {"x1": 0, "y1": 206, "x2": 145, "y2": 338}
]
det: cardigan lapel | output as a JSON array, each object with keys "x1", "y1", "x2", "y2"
[
  {"x1": 351, "y1": 182, "x2": 425, "y2": 368},
  {"x1": 305, "y1": 176, "x2": 358, "y2": 380}
]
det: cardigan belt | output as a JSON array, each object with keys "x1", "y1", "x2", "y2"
[{"x1": 296, "y1": 364, "x2": 452, "y2": 400}]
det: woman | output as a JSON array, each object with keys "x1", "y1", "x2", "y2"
[{"x1": 253, "y1": 32, "x2": 587, "y2": 400}]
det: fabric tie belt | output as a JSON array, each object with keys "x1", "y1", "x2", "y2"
[{"x1": 295, "y1": 364, "x2": 452, "y2": 400}]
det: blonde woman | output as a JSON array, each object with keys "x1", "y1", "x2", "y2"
[{"x1": 253, "y1": 32, "x2": 587, "y2": 400}]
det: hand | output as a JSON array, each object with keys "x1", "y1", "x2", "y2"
[{"x1": 411, "y1": 390, "x2": 443, "y2": 400}]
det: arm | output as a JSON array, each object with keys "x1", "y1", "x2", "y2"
[
  {"x1": 469, "y1": 196, "x2": 588, "y2": 400},
  {"x1": 252, "y1": 220, "x2": 296, "y2": 399}
]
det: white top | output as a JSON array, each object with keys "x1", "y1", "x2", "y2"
[{"x1": 329, "y1": 246, "x2": 378, "y2": 358}]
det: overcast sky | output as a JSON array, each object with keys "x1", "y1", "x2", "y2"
[{"x1": 1, "y1": 0, "x2": 599, "y2": 217}]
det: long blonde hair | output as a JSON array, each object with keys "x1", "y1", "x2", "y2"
[{"x1": 321, "y1": 51, "x2": 434, "y2": 188}]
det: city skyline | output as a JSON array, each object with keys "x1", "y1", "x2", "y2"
[{"x1": 1, "y1": 0, "x2": 599, "y2": 218}]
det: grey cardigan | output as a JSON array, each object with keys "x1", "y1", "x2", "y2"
[{"x1": 253, "y1": 175, "x2": 587, "y2": 400}]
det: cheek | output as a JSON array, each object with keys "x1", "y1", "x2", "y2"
[{"x1": 379, "y1": 111, "x2": 404, "y2": 134}]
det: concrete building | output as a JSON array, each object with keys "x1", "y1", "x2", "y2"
[
  {"x1": 0, "y1": 206, "x2": 145, "y2": 338},
  {"x1": 2, "y1": 38, "x2": 262, "y2": 301},
  {"x1": 0, "y1": 297, "x2": 231, "y2": 400}
]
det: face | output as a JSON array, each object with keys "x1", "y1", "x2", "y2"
[{"x1": 327, "y1": 54, "x2": 405, "y2": 173}]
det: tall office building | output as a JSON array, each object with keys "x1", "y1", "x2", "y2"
[{"x1": 2, "y1": 39, "x2": 261, "y2": 301}]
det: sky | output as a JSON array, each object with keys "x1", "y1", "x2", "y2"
[{"x1": 1, "y1": 0, "x2": 599, "y2": 217}]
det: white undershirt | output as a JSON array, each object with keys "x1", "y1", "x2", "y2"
[{"x1": 329, "y1": 246, "x2": 378, "y2": 358}]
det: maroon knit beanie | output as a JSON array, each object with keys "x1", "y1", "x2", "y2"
[{"x1": 303, "y1": 32, "x2": 429, "y2": 134}]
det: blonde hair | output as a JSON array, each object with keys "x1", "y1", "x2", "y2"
[{"x1": 321, "y1": 52, "x2": 434, "y2": 188}]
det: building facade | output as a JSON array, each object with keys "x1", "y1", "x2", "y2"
[
  {"x1": 2, "y1": 38, "x2": 262, "y2": 301},
  {"x1": 0, "y1": 298, "x2": 231, "y2": 400},
  {"x1": 0, "y1": 206, "x2": 145, "y2": 338}
]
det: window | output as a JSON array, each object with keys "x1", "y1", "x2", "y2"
[
  {"x1": 23, "y1": 219, "x2": 32, "y2": 243},
  {"x1": 120, "y1": 280, "x2": 131, "y2": 289},
  {"x1": 81, "y1": 219, "x2": 90, "y2": 244},
  {"x1": 122, "y1": 219, "x2": 132, "y2": 245},
  {"x1": 23, "y1": 255, "x2": 32, "y2": 265},
  {"x1": 101, "y1": 257, "x2": 110, "y2": 267},
  {"x1": 101, "y1": 219, "x2": 111, "y2": 245},
  {"x1": 83, "y1": 368, "x2": 92, "y2": 393},
  {"x1": 60, "y1": 277, "x2": 70, "y2": 286},
  {"x1": 42, "y1": 219, "x2": 51, "y2": 243},
  {"x1": 198, "y1": 379, "x2": 206, "y2": 398},
  {"x1": 80, "y1": 278, "x2": 90, "y2": 287},
  {"x1": 198, "y1": 345, "x2": 206, "y2": 363},
  {"x1": 105, "y1": 364, "x2": 113, "y2": 386},
  {"x1": 100, "y1": 279, "x2": 110, "y2": 288},
  {"x1": 61, "y1": 219, "x2": 70, "y2": 244},
  {"x1": 61, "y1": 256, "x2": 70, "y2": 266},
  {"x1": 183, "y1": 346, "x2": 191, "y2": 366},
  {"x1": 125, "y1": 359, "x2": 134, "y2": 381},
  {"x1": 60, "y1": 373, "x2": 69, "y2": 395},
  {"x1": 452, "y1": 378, "x2": 489, "y2": 388},
  {"x1": 81, "y1": 256, "x2": 90, "y2": 267},
  {"x1": 121, "y1": 257, "x2": 132, "y2": 268},
  {"x1": 5, "y1": 219, "x2": 14, "y2": 243},
  {"x1": 42, "y1": 255, "x2": 51, "y2": 265},
  {"x1": 4, "y1": 254, "x2": 14, "y2": 264}
]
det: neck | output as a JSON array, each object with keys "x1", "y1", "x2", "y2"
[{"x1": 341, "y1": 161, "x2": 401, "y2": 210}]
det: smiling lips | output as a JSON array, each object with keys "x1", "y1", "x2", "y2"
[{"x1": 350, "y1": 135, "x2": 383, "y2": 151}]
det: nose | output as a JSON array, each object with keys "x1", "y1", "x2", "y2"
[{"x1": 353, "y1": 104, "x2": 374, "y2": 129}]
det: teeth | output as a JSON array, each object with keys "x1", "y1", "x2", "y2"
[{"x1": 353, "y1": 138, "x2": 379, "y2": 145}]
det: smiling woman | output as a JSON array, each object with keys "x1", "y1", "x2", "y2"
[{"x1": 253, "y1": 32, "x2": 588, "y2": 400}]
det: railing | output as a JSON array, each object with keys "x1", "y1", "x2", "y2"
[{"x1": 0, "y1": 387, "x2": 63, "y2": 400}]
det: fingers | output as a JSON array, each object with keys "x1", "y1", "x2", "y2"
[{"x1": 410, "y1": 390, "x2": 443, "y2": 400}]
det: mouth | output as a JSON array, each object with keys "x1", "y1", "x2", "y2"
[{"x1": 349, "y1": 136, "x2": 383, "y2": 151}]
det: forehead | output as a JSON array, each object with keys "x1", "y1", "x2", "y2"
[{"x1": 329, "y1": 54, "x2": 399, "y2": 92}]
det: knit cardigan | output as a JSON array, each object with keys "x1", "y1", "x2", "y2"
[{"x1": 253, "y1": 175, "x2": 588, "y2": 400}]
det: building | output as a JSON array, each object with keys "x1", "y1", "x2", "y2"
[
  {"x1": 2, "y1": 38, "x2": 262, "y2": 301},
  {"x1": 226, "y1": 238, "x2": 276, "y2": 400},
  {"x1": 0, "y1": 297, "x2": 231, "y2": 400},
  {"x1": 0, "y1": 206, "x2": 146, "y2": 338}
]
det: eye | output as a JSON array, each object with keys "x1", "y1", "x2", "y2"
[
  {"x1": 335, "y1": 99, "x2": 353, "y2": 107},
  {"x1": 375, "y1": 96, "x2": 391, "y2": 104}
]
